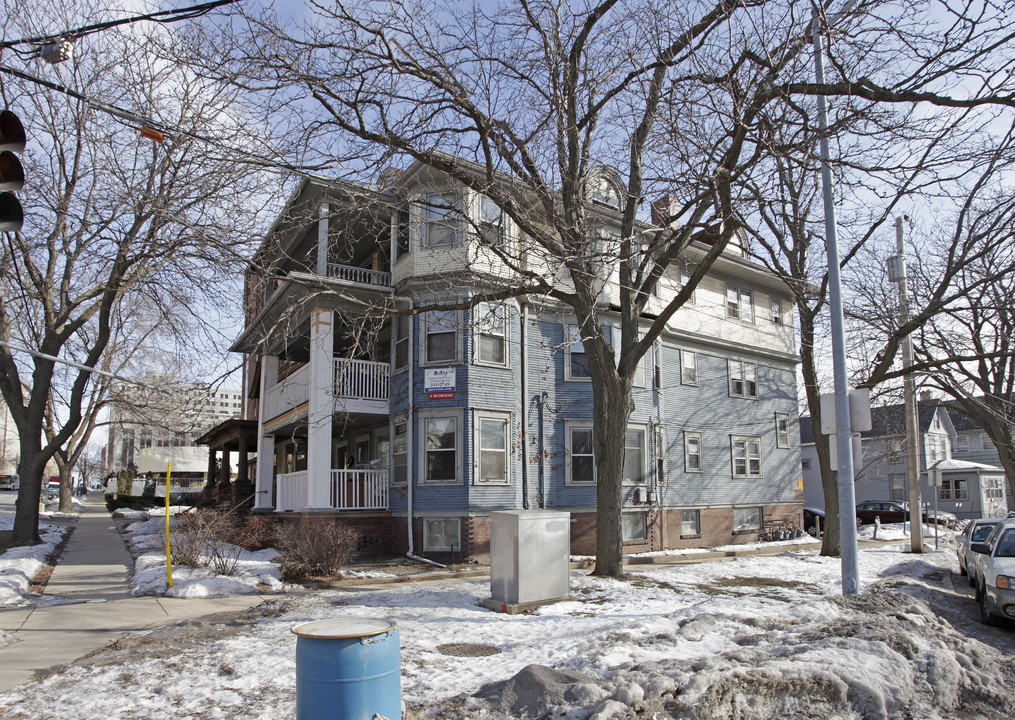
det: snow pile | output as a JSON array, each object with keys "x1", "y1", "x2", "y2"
[{"x1": 0, "y1": 511, "x2": 70, "y2": 607}]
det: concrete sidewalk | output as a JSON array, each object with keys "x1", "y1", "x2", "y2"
[{"x1": 0, "y1": 496, "x2": 263, "y2": 692}]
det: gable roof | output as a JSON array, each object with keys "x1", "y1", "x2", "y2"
[{"x1": 799, "y1": 401, "x2": 949, "y2": 445}]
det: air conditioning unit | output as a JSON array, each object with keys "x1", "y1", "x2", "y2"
[{"x1": 636, "y1": 487, "x2": 647, "y2": 503}]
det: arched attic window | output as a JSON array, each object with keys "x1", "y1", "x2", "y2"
[{"x1": 585, "y1": 167, "x2": 625, "y2": 211}]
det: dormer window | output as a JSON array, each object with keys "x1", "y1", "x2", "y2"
[{"x1": 586, "y1": 168, "x2": 624, "y2": 210}]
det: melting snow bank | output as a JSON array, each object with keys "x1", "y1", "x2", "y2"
[
  {"x1": 0, "y1": 512, "x2": 72, "y2": 608},
  {"x1": 437, "y1": 593, "x2": 1014, "y2": 720}
]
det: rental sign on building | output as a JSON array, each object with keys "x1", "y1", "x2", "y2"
[{"x1": 424, "y1": 368, "x2": 456, "y2": 399}]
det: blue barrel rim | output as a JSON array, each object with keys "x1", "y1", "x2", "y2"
[{"x1": 291, "y1": 617, "x2": 398, "y2": 639}]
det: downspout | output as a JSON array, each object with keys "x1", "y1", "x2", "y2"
[
  {"x1": 521, "y1": 304, "x2": 529, "y2": 509},
  {"x1": 539, "y1": 391, "x2": 547, "y2": 508},
  {"x1": 395, "y1": 294, "x2": 445, "y2": 568}
]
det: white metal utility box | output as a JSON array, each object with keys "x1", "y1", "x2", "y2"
[{"x1": 488, "y1": 510, "x2": 570, "y2": 608}]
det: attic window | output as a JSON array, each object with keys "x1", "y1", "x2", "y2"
[{"x1": 587, "y1": 174, "x2": 622, "y2": 209}]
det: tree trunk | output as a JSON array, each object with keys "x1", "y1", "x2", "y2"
[
  {"x1": 58, "y1": 461, "x2": 74, "y2": 514},
  {"x1": 12, "y1": 434, "x2": 45, "y2": 545}
]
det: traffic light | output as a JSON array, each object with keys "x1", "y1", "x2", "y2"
[{"x1": 0, "y1": 110, "x2": 26, "y2": 233}]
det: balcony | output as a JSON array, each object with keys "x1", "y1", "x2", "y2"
[
  {"x1": 262, "y1": 359, "x2": 390, "y2": 425},
  {"x1": 326, "y1": 262, "x2": 391, "y2": 288},
  {"x1": 275, "y1": 469, "x2": 389, "y2": 511}
]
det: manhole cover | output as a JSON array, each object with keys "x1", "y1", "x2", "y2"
[{"x1": 436, "y1": 643, "x2": 501, "y2": 657}]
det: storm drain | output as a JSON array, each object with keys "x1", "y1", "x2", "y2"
[{"x1": 436, "y1": 643, "x2": 501, "y2": 657}]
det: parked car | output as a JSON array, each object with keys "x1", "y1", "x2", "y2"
[
  {"x1": 956, "y1": 518, "x2": 1002, "y2": 587},
  {"x1": 855, "y1": 500, "x2": 957, "y2": 527},
  {"x1": 970, "y1": 518, "x2": 1015, "y2": 626},
  {"x1": 803, "y1": 507, "x2": 826, "y2": 536}
]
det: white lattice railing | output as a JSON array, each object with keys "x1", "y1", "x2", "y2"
[
  {"x1": 263, "y1": 364, "x2": 310, "y2": 421},
  {"x1": 326, "y1": 262, "x2": 392, "y2": 288},
  {"x1": 334, "y1": 358, "x2": 389, "y2": 401},
  {"x1": 331, "y1": 469, "x2": 389, "y2": 510},
  {"x1": 275, "y1": 471, "x2": 308, "y2": 512}
]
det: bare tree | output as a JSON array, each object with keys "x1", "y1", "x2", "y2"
[
  {"x1": 0, "y1": 1, "x2": 270, "y2": 545},
  {"x1": 199, "y1": 0, "x2": 1015, "y2": 576}
]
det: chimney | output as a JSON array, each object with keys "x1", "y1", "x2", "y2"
[{"x1": 651, "y1": 194, "x2": 678, "y2": 227}]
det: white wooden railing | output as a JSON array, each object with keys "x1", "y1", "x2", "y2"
[
  {"x1": 263, "y1": 364, "x2": 310, "y2": 420},
  {"x1": 331, "y1": 469, "x2": 389, "y2": 510},
  {"x1": 275, "y1": 471, "x2": 308, "y2": 512},
  {"x1": 334, "y1": 358, "x2": 389, "y2": 401},
  {"x1": 326, "y1": 263, "x2": 392, "y2": 288}
]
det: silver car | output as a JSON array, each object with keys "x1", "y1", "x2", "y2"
[
  {"x1": 970, "y1": 518, "x2": 1015, "y2": 626},
  {"x1": 957, "y1": 518, "x2": 1001, "y2": 587}
]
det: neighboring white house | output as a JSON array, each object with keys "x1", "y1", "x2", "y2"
[
  {"x1": 801, "y1": 401, "x2": 1007, "y2": 521},
  {"x1": 233, "y1": 160, "x2": 804, "y2": 561}
]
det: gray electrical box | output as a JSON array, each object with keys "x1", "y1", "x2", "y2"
[{"x1": 488, "y1": 510, "x2": 570, "y2": 609}]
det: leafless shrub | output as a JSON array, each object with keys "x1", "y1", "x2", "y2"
[
  {"x1": 167, "y1": 508, "x2": 243, "y2": 575},
  {"x1": 273, "y1": 522, "x2": 358, "y2": 582}
]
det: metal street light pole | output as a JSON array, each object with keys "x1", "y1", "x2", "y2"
[{"x1": 812, "y1": 14, "x2": 860, "y2": 596}]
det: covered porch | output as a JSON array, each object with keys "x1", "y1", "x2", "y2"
[{"x1": 275, "y1": 468, "x2": 389, "y2": 511}]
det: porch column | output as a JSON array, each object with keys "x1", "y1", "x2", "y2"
[
  {"x1": 220, "y1": 447, "x2": 231, "y2": 488},
  {"x1": 306, "y1": 307, "x2": 335, "y2": 509},
  {"x1": 317, "y1": 202, "x2": 329, "y2": 276},
  {"x1": 234, "y1": 435, "x2": 252, "y2": 504},
  {"x1": 205, "y1": 446, "x2": 217, "y2": 489},
  {"x1": 254, "y1": 355, "x2": 278, "y2": 510}
]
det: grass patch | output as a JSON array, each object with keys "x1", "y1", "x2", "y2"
[
  {"x1": 694, "y1": 576, "x2": 823, "y2": 602},
  {"x1": 628, "y1": 576, "x2": 686, "y2": 595}
]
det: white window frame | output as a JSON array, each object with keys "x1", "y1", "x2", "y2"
[
  {"x1": 423, "y1": 517, "x2": 461, "y2": 552},
  {"x1": 770, "y1": 297, "x2": 784, "y2": 326},
  {"x1": 889, "y1": 474, "x2": 905, "y2": 502},
  {"x1": 681, "y1": 350, "x2": 698, "y2": 386},
  {"x1": 655, "y1": 426, "x2": 666, "y2": 484},
  {"x1": 728, "y1": 359, "x2": 758, "y2": 399},
  {"x1": 623, "y1": 425, "x2": 647, "y2": 485},
  {"x1": 733, "y1": 506, "x2": 763, "y2": 533},
  {"x1": 477, "y1": 194, "x2": 504, "y2": 247},
  {"x1": 775, "y1": 413, "x2": 790, "y2": 448},
  {"x1": 653, "y1": 343, "x2": 663, "y2": 392},
  {"x1": 420, "y1": 194, "x2": 458, "y2": 248},
  {"x1": 475, "y1": 412, "x2": 511, "y2": 486},
  {"x1": 419, "y1": 410, "x2": 462, "y2": 486},
  {"x1": 726, "y1": 283, "x2": 754, "y2": 323},
  {"x1": 731, "y1": 435, "x2": 763, "y2": 478},
  {"x1": 392, "y1": 314, "x2": 410, "y2": 371},
  {"x1": 681, "y1": 509, "x2": 701, "y2": 537},
  {"x1": 565, "y1": 324, "x2": 591, "y2": 381},
  {"x1": 678, "y1": 266, "x2": 696, "y2": 304},
  {"x1": 474, "y1": 302, "x2": 508, "y2": 367},
  {"x1": 621, "y1": 512, "x2": 648, "y2": 542},
  {"x1": 423, "y1": 310, "x2": 459, "y2": 365},
  {"x1": 684, "y1": 431, "x2": 703, "y2": 473},
  {"x1": 565, "y1": 421, "x2": 596, "y2": 485}
]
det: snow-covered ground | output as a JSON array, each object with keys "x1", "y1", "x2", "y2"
[
  {"x1": 1, "y1": 515, "x2": 1012, "y2": 720},
  {"x1": 0, "y1": 510, "x2": 74, "y2": 608}
]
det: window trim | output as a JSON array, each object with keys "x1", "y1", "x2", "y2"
[
  {"x1": 422, "y1": 309, "x2": 460, "y2": 366},
  {"x1": 653, "y1": 343, "x2": 663, "y2": 392},
  {"x1": 621, "y1": 511, "x2": 648, "y2": 543},
  {"x1": 565, "y1": 324, "x2": 592, "y2": 382},
  {"x1": 726, "y1": 283, "x2": 755, "y2": 323},
  {"x1": 681, "y1": 509, "x2": 701, "y2": 538},
  {"x1": 474, "y1": 302, "x2": 509, "y2": 367},
  {"x1": 681, "y1": 350, "x2": 698, "y2": 386},
  {"x1": 477, "y1": 194, "x2": 504, "y2": 247},
  {"x1": 728, "y1": 359, "x2": 758, "y2": 399},
  {"x1": 420, "y1": 194, "x2": 458, "y2": 249},
  {"x1": 655, "y1": 426, "x2": 666, "y2": 484},
  {"x1": 623, "y1": 425, "x2": 648, "y2": 485},
  {"x1": 733, "y1": 506, "x2": 763, "y2": 534},
  {"x1": 684, "y1": 431, "x2": 703, "y2": 473},
  {"x1": 475, "y1": 411, "x2": 511, "y2": 486},
  {"x1": 394, "y1": 207, "x2": 411, "y2": 262},
  {"x1": 392, "y1": 314, "x2": 410, "y2": 372},
  {"x1": 770, "y1": 297, "x2": 784, "y2": 326},
  {"x1": 775, "y1": 413, "x2": 790, "y2": 448},
  {"x1": 565, "y1": 420, "x2": 596, "y2": 486},
  {"x1": 731, "y1": 435, "x2": 763, "y2": 478},
  {"x1": 419, "y1": 410, "x2": 463, "y2": 486},
  {"x1": 422, "y1": 517, "x2": 461, "y2": 552}
]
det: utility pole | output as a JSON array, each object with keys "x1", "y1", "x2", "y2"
[{"x1": 889, "y1": 216, "x2": 924, "y2": 552}]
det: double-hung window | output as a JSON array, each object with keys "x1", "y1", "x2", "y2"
[
  {"x1": 393, "y1": 315, "x2": 410, "y2": 370},
  {"x1": 475, "y1": 303, "x2": 507, "y2": 366},
  {"x1": 684, "y1": 431, "x2": 703, "y2": 472},
  {"x1": 655, "y1": 427, "x2": 666, "y2": 483},
  {"x1": 476, "y1": 414, "x2": 510, "y2": 485},
  {"x1": 653, "y1": 344, "x2": 663, "y2": 391},
  {"x1": 392, "y1": 422, "x2": 408, "y2": 486},
  {"x1": 681, "y1": 509, "x2": 700, "y2": 537},
  {"x1": 731, "y1": 436, "x2": 762, "y2": 478},
  {"x1": 726, "y1": 283, "x2": 754, "y2": 323},
  {"x1": 623, "y1": 427, "x2": 646, "y2": 484},
  {"x1": 770, "y1": 297, "x2": 784, "y2": 326},
  {"x1": 422, "y1": 194, "x2": 456, "y2": 248},
  {"x1": 567, "y1": 423, "x2": 595, "y2": 484},
  {"x1": 566, "y1": 324, "x2": 591, "y2": 380},
  {"x1": 425, "y1": 310, "x2": 457, "y2": 364},
  {"x1": 729, "y1": 360, "x2": 758, "y2": 398},
  {"x1": 395, "y1": 208, "x2": 411, "y2": 261},
  {"x1": 478, "y1": 195, "x2": 504, "y2": 247},
  {"x1": 775, "y1": 413, "x2": 790, "y2": 448},
  {"x1": 422, "y1": 415, "x2": 459, "y2": 485},
  {"x1": 681, "y1": 350, "x2": 698, "y2": 386}
]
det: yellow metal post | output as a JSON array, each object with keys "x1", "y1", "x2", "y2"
[{"x1": 165, "y1": 464, "x2": 173, "y2": 588}]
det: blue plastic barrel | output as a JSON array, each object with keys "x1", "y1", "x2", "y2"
[{"x1": 292, "y1": 617, "x2": 402, "y2": 720}]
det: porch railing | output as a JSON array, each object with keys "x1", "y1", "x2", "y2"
[
  {"x1": 331, "y1": 469, "x2": 389, "y2": 510},
  {"x1": 275, "y1": 469, "x2": 389, "y2": 511},
  {"x1": 263, "y1": 364, "x2": 310, "y2": 421},
  {"x1": 326, "y1": 262, "x2": 392, "y2": 288},
  {"x1": 334, "y1": 358, "x2": 389, "y2": 401}
]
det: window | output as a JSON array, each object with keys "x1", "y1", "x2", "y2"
[
  {"x1": 423, "y1": 518, "x2": 461, "y2": 552},
  {"x1": 681, "y1": 350, "x2": 697, "y2": 386},
  {"x1": 475, "y1": 303, "x2": 507, "y2": 365},
  {"x1": 622, "y1": 512, "x2": 647, "y2": 542},
  {"x1": 395, "y1": 208, "x2": 411, "y2": 261},
  {"x1": 801, "y1": 459, "x2": 810, "y2": 469},
  {"x1": 655, "y1": 427, "x2": 666, "y2": 484},
  {"x1": 623, "y1": 428, "x2": 646, "y2": 484},
  {"x1": 425, "y1": 310, "x2": 457, "y2": 364},
  {"x1": 477, "y1": 414, "x2": 510, "y2": 485},
  {"x1": 890, "y1": 474, "x2": 905, "y2": 501},
  {"x1": 771, "y1": 297, "x2": 784, "y2": 326},
  {"x1": 678, "y1": 267, "x2": 696, "y2": 304},
  {"x1": 729, "y1": 360, "x2": 758, "y2": 398},
  {"x1": 566, "y1": 324, "x2": 591, "y2": 380},
  {"x1": 393, "y1": 315, "x2": 410, "y2": 370},
  {"x1": 775, "y1": 413, "x2": 790, "y2": 448},
  {"x1": 726, "y1": 283, "x2": 754, "y2": 323},
  {"x1": 733, "y1": 506, "x2": 762, "y2": 533},
  {"x1": 653, "y1": 343, "x2": 663, "y2": 391},
  {"x1": 478, "y1": 195, "x2": 503, "y2": 247},
  {"x1": 423, "y1": 415, "x2": 459, "y2": 485},
  {"x1": 681, "y1": 509, "x2": 700, "y2": 537},
  {"x1": 731, "y1": 436, "x2": 762, "y2": 478},
  {"x1": 567, "y1": 423, "x2": 595, "y2": 485},
  {"x1": 684, "y1": 431, "x2": 702, "y2": 472},
  {"x1": 422, "y1": 195, "x2": 456, "y2": 248},
  {"x1": 955, "y1": 435, "x2": 969, "y2": 453},
  {"x1": 940, "y1": 478, "x2": 968, "y2": 501},
  {"x1": 392, "y1": 422, "x2": 408, "y2": 485}
]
